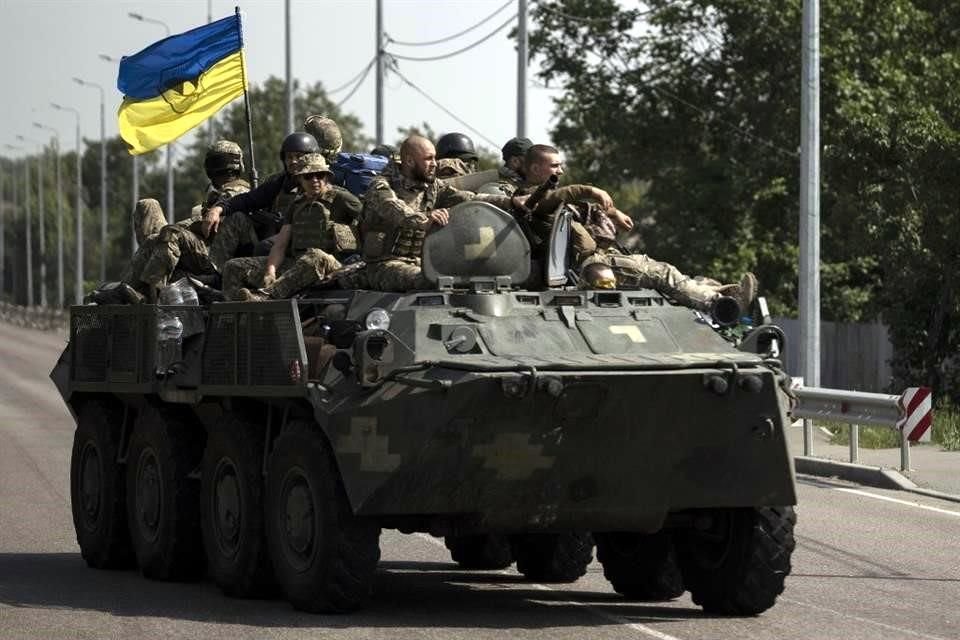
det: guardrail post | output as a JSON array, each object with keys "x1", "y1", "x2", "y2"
[
  {"x1": 803, "y1": 418, "x2": 813, "y2": 456},
  {"x1": 849, "y1": 423, "x2": 859, "y2": 463},
  {"x1": 900, "y1": 428, "x2": 910, "y2": 472}
]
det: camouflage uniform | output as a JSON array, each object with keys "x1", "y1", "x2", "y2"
[
  {"x1": 477, "y1": 165, "x2": 525, "y2": 196},
  {"x1": 437, "y1": 157, "x2": 472, "y2": 179},
  {"x1": 122, "y1": 200, "x2": 198, "y2": 294},
  {"x1": 224, "y1": 154, "x2": 356, "y2": 300},
  {"x1": 208, "y1": 173, "x2": 288, "y2": 270},
  {"x1": 304, "y1": 115, "x2": 343, "y2": 165},
  {"x1": 360, "y1": 166, "x2": 512, "y2": 291}
]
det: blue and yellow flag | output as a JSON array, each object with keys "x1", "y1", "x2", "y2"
[{"x1": 117, "y1": 14, "x2": 246, "y2": 155}]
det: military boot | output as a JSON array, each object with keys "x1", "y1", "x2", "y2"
[{"x1": 718, "y1": 272, "x2": 758, "y2": 313}]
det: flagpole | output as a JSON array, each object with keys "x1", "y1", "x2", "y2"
[{"x1": 235, "y1": 6, "x2": 258, "y2": 188}]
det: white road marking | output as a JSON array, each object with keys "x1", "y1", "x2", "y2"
[
  {"x1": 832, "y1": 487, "x2": 960, "y2": 518},
  {"x1": 413, "y1": 533, "x2": 685, "y2": 640},
  {"x1": 782, "y1": 597, "x2": 951, "y2": 640}
]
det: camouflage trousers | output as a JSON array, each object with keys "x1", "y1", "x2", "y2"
[
  {"x1": 140, "y1": 225, "x2": 215, "y2": 289},
  {"x1": 364, "y1": 259, "x2": 431, "y2": 292},
  {"x1": 208, "y1": 213, "x2": 259, "y2": 271},
  {"x1": 222, "y1": 249, "x2": 341, "y2": 300},
  {"x1": 581, "y1": 251, "x2": 720, "y2": 311}
]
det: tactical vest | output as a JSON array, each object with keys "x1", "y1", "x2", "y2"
[
  {"x1": 361, "y1": 174, "x2": 437, "y2": 262},
  {"x1": 290, "y1": 199, "x2": 359, "y2": 257}
]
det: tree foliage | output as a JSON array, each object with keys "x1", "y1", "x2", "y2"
[{"x1": 530, "y1": 0, "x2": 960, "y2": 399}]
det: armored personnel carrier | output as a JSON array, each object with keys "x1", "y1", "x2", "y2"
[{"x1": 52, "y1": 201, "x2": 797, "y2": 615}]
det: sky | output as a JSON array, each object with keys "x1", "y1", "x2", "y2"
[{"x1": 0, "y1": 0, "x2": 561, "y2": 161}]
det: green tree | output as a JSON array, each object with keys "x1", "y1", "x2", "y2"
[{"x1": 530, "y1": 0, "x2": 960, "y2": 400}]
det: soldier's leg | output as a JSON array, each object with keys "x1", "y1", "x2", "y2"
[
  {"x1": 209, "y1": 214, "x2": 258, "y2": 271},
  {"x1": 263, "y1": 249, "x2": 342, "y2": 299},
  {"x1": 139, "y1": 230, "x2": 182, "y2": 290},
  {"x1": 174, "y1": 229, "x2": 217, "y2": 278},
  {"x1": 222, "y1": 257, "x2": 269, "y2": 300},
  {"x1": 365, "y1": 260, "x2": 430, "y2": 292},
  {"x1": 133, "y1": 199, "x2": 167, "y2": 246},
  {"x1": 606, "y1": 253, "x2": 720, "y2": 311}
]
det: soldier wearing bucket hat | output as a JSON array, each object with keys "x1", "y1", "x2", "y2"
[{"x1": 222, "y1": 153, "x2": 360, "y2": 301}]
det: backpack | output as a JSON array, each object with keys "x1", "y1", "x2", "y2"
[{"x1": 331, "y1": 152, "x2": 389, "y2": 197}]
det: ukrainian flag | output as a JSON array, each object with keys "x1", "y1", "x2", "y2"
[{"x1": 117, "y1": 14, "x2": 246, "y2": 155}]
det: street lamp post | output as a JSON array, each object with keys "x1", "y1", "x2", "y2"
[
  {"x1": 100, "y1": 53, "x2": 138, "y2": 253},
  {"x1": 73, "y1": 77, "x2": 108, "y2": 283},
  {"x1": 51, "y1": 102, "x2": 83, "y2": 305},
  {"x1": 128, "y1": 12, "x2": 175, "y2": 223},
  {"x1": 34, "y1": 123, "x2": 64, "y2": 307},
  {"x1": 16, "y1": 135, "x2": 42, "y2": 307}
]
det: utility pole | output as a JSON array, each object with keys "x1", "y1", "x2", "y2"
[
  {"x1": 35, "y1": 123, "x2": 63, "y2": 307},
  {"x1": 799, "y1": 0, "x2": 821, "y2": 456},
  {"x1": 3, "y1": 145, "x2": 23, "y2": 302},
  {"x1": 18, "y1": 135, "x2": 46, "y2": 308},
  {"x1": 375, "y1": 0, "x2": 384, "y2": 145},
  {"x1": 517, "y1": 0, "x2": 528, "y2": 137},
  {"x1": 52, "y1": 102, "x2": 83, "y2": 305},
  {"x1": 74, "y1": 78, "x2": 107, "y2": 282},
  {"x1": 22, "y1": 146, "x2": 34, "y2": 307},
  {"x1": 285, "y1": 0, "x2": 294, "y2": 134}
]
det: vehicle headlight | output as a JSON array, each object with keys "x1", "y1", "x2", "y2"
[{"x1": 364, "y1": 308, "x2": 391, "y2": 331}]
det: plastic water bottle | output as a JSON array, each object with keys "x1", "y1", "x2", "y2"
[
  {"x1": 158, "y1": 284, "x2": 183, "y2": 305},
  {"x1": 156, "y1": 315, "x2": 184, "y2": 374},
  {"x1": 180, "y1": 285, "x2": 199, "y2": 306}
]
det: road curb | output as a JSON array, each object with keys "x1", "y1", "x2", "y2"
[{"x1": 795, "y1": 456, "x2": 960, "y2": 504}]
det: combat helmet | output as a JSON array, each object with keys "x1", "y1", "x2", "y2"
[
  {"x1": 288, "y1": 152, "x2": 334, "y2": 179},
  {"x1": 280, "y1": 132, "x2": 321, "y2": 170},
  {"x1": 436, "y1": 132, "x2": 478, "y2": 161},
  {"x1": 303, "y1": 115, "x2": 343, "y2": 163},
  {"x1": 204, "y1": 139, "x2": 244, "y2": 179}
]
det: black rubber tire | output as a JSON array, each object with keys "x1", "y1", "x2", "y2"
[
  {"x1": 444, "y1": 534, "x2": 514, "y2": 570},
  {"x1": 512, "y1": 533, "x2": 593, "y2": 583},
  {"x1": 70, "y1": 400, "x2": 135, "y2": 569},
  {"x1": 676, "y1": 506, "x2": 796, "y2": 616},
  {"x1": 265, "y1": 420, "x2": 381, "y2": 613},
  {"x1": 125, "y1": 405, "x2": 206, "y2": 581},
  {"x1": 201, "y1": 414, "x2": 275, "y2": 598},
  {"x1": 595, "y1": 531, "x2": 685, "y2": 601}
]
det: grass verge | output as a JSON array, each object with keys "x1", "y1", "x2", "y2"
[{"x1": 825, "y1": 400, "x2": 960, "y2": 451}]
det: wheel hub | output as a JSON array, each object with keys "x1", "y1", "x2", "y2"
[
  {"x1": 213, "y1": 457, "x2": 242, "y2": 557},
  {"x1": 280, "y1": 468, "x2": 315, "y2": 571},
  {"x1": 135, "y1": 448, "x2": 162, "y2": 542},
  {"x1": 79, "y1": 441, "x2": 102, "y2": 530}
]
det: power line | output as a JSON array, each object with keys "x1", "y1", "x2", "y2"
[
  {"x1": 336, "y1": 58, "x2": 376, "y2": 108},
  {"x1": 325, "y1": 57, "x2": 377, "y2": 95},
  {"x1": 387, "y1": 14, "x2": 517, "y2": 62},
  {"x1": 392, "y1": 68, "x2": 500, "y2": 148},
  {"x1": 386, "y1": 0, "x2": 513, "y2": 46}
]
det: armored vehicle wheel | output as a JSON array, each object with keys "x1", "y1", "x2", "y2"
[
  {"x1": 512, "y1": 533, "x2": 593, "y2": 583},
  {"x1": 70, "y1": 400, "x2": 135, "y2": 569},
  {"x1": 265, "y1": 420, "x2": 381, "y2": 613},
  {"x1": 444, "y1": 534, "x2": 513, "y2": 570},
  {"x1": 125, "y1": 406, "x2": 206, "y2": 581},
  {"x1": 675, "y1": 506, "x2": 796, "y2": 616},
  {"x1": 595, "y1": 531, "x2": 684, "y2": 601},
  {"x1": 201, "y1": 414, "x2": 274, "y2": 598}
]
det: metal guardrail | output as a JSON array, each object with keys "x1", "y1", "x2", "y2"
[
  {"x1": 0, "y1": 302, "x2": 68, "y2": 332},
  {"x1": 793, "y1": 384, "x2": 929, "y2": 472}
]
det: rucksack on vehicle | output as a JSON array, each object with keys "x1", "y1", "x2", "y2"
[{"x1": 331, "y1": 152, "x2": 389, "y2": 197}]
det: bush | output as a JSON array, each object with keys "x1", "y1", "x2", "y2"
[{"x1": 932, "y1": 401, "x2": 960, "y2": 451}]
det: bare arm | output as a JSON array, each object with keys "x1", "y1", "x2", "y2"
[{"x1": 264, "y1": 224, "x2": 292, "y2": 282}]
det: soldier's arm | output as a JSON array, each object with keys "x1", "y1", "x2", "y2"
[
  {"x1": 364, "y1": 180, "x2": 430, "y2": 229},
  {"x1": 436, "y1": 183, "x2": 516, "y2": 211},
  {"x1": 265, "y1": 224, "x2": 292, "y2": 277},
  {"x1": 330, "y1": 187, "x2": 363, "y2": 224}
]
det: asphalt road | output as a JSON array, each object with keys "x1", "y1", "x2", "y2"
[{"x1": 1, "y1": 321, "x2": 958, "y2": 640}]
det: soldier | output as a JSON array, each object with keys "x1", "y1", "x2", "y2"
[
  {"x1": 122, "y1": 141, "x2": 250, "y2": 300},
  {"x1": 478, "y1": 136, "x2": 532, "y2": 195},
  {"x1": 304, "y1": 114, "x2": 343, "y2": 165},
  {"x1": 436, "y1": 132, "x2": 479, "y2": 178},
  {"x1": 224, "y1": 153, "x2": 355, "y2": 301},
  {"x1": 361, "y1": 135, "x2": 523, "y2": 291}
]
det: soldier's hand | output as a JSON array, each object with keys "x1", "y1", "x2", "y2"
[
  {"x1": 590, "y1": 187, "x2": 614, "y2": 211},
  {"x1": 427, "y1": 208, "x2": 450, "y2": 227},
  {"x1": 609, "y1": 208, "x2": 634, "y2": 231},
  {"x1": 262, "y1": 269, "x2": 277, "y2": 288},
  {"x1": 202, "y1": 205, "x2": 223, "y2": 238},
  {"x1": 511, "y1": 194, "x2": 531, "y2": 215}
]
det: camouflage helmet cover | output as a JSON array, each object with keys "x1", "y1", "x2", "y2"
[
  {"x1": 303, "y1": 114, "x2": 343, "y2": 160},
  {"x1": 205, "y1": 139, "x2": 244, "y2": 175},
  {"x1": 288, "y1": 152, "x2": 334, "y2": 177}
]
